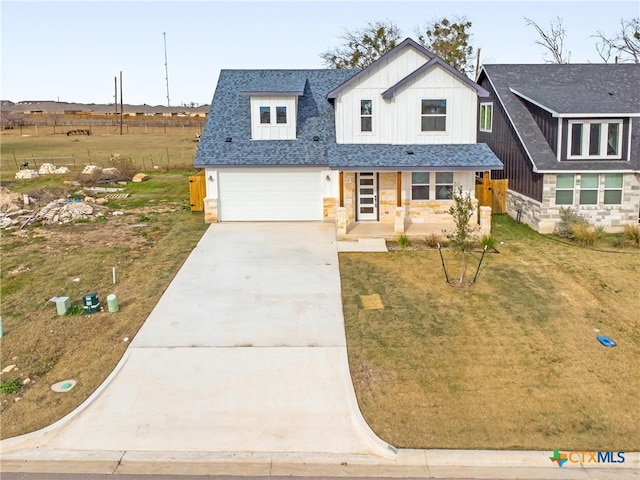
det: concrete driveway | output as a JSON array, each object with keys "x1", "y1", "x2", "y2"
[{"x1": 1, "y1": 223, "x2": 394, "y2": 458}]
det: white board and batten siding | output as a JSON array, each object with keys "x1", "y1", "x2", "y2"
[
  {"x1": 250, "y1": 96, "x2": 297, "y2": 140},
  {"x1": 210, "y1": 168, "x2": 324, "y2": 221},
  {"x1": 335, "y1": 47, "x2": 478, "y2": 145}
]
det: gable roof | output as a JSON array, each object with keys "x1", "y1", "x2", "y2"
[
  {"x1": 479, "y1": 64, "x2": 640, "y2": 172},
  {"x1": 327, "y1": 37, "x2": 488, "y2": 100}
]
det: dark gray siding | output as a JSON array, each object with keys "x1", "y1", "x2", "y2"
[
  {"x1": 477, "y1": 75, "x2": 543, "y2": 202},
  {"x1": 523, "y1": 101, "x2": 558, "y2": 156}
]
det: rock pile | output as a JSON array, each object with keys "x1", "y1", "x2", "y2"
[
  {"x1": 35, "y1": 199, "x2": 101, "y2": 224},
  {"x1": 38, "y1": 163, "x2": 71, "y2": 175}
]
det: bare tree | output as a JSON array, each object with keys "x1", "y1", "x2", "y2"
[
  {"x1": 525, "y1": 17, "x2": 571, "y2": 64},
  {"x1": 320, "y1": 20, "x2": 401, "y2": 69},
  {"x1": 593, "y1": 18, "x2": 640, "y2": 63}
]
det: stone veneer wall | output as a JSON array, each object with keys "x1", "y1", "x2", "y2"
[
  {"x1": 323, "y1": 197, "x2": 337, "y2": 222},
  {"x1": 204, "y1": 198, "x2": 218, "y2": 223},
  {"x1": 378, "y1": 172, "x2": 398, "y2": 223},
  {"x1": 508, "y1": 173, "x2": 640, "y2": 234}
]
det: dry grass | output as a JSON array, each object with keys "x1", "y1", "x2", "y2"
[
  {"x1": 340, "y1": 215, "x2": 640, "y2": 451},
  {"x1": 0, "y1": 172, "x2": 208, "y2": 438}
]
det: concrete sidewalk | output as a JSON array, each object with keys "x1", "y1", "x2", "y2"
[{"x1": 1, "y1": 223, "x2": 638, "y2": 478}]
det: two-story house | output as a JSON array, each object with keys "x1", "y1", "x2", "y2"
[
  {"x1": 195, "y1": 38, "x2": 502, "y2": 234},
  {"x1": 477, "y1": 64, "x2": 640, "y2": 233}
]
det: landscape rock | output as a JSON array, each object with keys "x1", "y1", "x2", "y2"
[
  {"x1": 15, "y1": 169, "x2": 38, "y2": 179},
  {"x1": 83, "y1": 196, "x2": 96, "y2": 203},
  {"x1": 81, "y1": 165, "x2": 102, "y2": 175},
  {"x1": 38, "y1": 163, "x2": 57, "y2": 174},
  {"x1": 95, "y1": 198, "x2": 109, "y2": 205},
  {"x1": 22, "y1": 378, "x2": 31, "y2": 385},
  {"x1": 132, "y1": 173, "x2": 149, "y2": 183}
]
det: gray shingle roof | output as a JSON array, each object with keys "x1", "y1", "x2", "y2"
[
  {"x1": 481, "y1": 64, "x2": 640, "y2": 172},
  {"x1": 330, "y1": 143, "x2": 502, "y2": 170},
  {"x1": 195, "y1": 68, "x2": 502, "y2": 171}
]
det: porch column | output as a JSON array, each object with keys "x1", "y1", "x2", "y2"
[
  {"x1": 396, "y1": 171, "x2": 402, "y2": 207},
  {"x1": 339, "y1": 171, "x2": 344, "y2": 207},
  {"x1": 482, "y1": 171, "x2": 490, "y2": 206},
  {"x1": 336, "y1": 206, "x2": 348, "y2": 236}
]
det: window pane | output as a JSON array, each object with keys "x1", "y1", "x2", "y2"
[
  {"x1": 436, "y1": 172, "x2": 453, "y2": 184},
  {"x1": 486, "y1": 105, "x2": 492, "y2": 129},
  {"x1": 276, "y1": 106, "x2": 287, "y2": 124},
  {"x1": 361, "y1": 100, "x2": 372, "y2": 115},
  {"x1": 604, "y1": 173, "x2": 623, "y2": 188},
  {"x1": 579, "y1": 190, "x2": 598, "y2": 205},
  {"x1": 589, "y1": 123, "x2": 601, "y2": 155},
  {"x1": 607, "y1": 123, "x2": 619, "y2": 155},
  {"x1": 581, "y1": 173, "x2": 599, "y2": 188},
  {"x1": 422, "y1": 99, "x2": 446, "y2": 115},
  {"x1": 604, "y1": 190, "x2": 622, "y2": 204},
  {"x1": 360, "y1": 198, "x2": 374, "y2": 204},
  {"x1": 480, "y1": 105, "x2": 486, "y2": 130},
  {"x1": 361, "y1": 116, "x2": 372, "y2": 132},
  {"x1": 360, "y1": 179, "x2": 374, "y2": 186},
  {"x1": 360, "y1": 188, "x2": 374, "y2": 195},
  {"x1": 412, "y1": 172, "x2": 429, "y2": 184},
  {"x1": 436, "y1": 185, "x2": 452, "y2": 200},
  {"x1": 556, "y1": 190, "x2": 573, "y2": 205},
  {"x1": 360, "y1": 207, "x2": 374, "y2": 214},
  {"x1": 260, "y1": 106, "x2": 270, "y2": 124},
  {"x1": 412, "y1": 186, "x2": 429, "y2": 200},
  {"x1": 571, "y1": 123, "x2": 582, "y2": 156},
  {"x1": 556, "y1": 173, "x2": 574, "y2": 189}
]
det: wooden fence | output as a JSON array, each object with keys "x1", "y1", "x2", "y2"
[{"x1": 476, "y1": 178, "x2": 508, "y2": 214}]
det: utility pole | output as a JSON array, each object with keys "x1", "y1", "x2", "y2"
[
  {"x1": 114, "y1": 76, "x2": 118, "y2": 116},
  {"x1": 120, "y1": 71, "x2": 123, "y2": 135},
  {"x1": 163, "y1": 32, "x2": 170, "y2": 107}
]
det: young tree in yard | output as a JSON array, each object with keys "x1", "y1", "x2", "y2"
[
  {"x1": 525, "y1": 17, "x2": 571, "y2": 63},
  {"x1": 446, "y1": 185, "x2": 475, "y2": 285},
  {"x1": 594, "y1": 18, "x2": 640, "y2": 63},
  {"x1": 416, "y1": 17, "x2": 474, "y2": 75},
  {"x1": 320, "y1": 20, "x2": 401, "y2": 69}
]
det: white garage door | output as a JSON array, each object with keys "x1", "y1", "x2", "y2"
[{"x1": 219, "y1": 169, "x2": 323, "y2": 221}]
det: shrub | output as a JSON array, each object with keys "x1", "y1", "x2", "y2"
[
  {"x1": 398, "y1": 234, "x2": 410, "y2": 248},
  {"x1": 0, "y1": 378, "x2": 23, "y2": 396},
  {"x1": 555, "y1": 207, "x2": 588, "y2": 239},
  {"x1": 425, "y1": 233, "x2": 441, "y2": 248},
  {"x1": 481, "y1": 234, "x2": 497, "y2": 250},
  {"x1": 572, "y1": 223, "x2": 603, "y2": 246},
  {"x1": 622, "y1": 223, "x2": 640, "y2": 247}
]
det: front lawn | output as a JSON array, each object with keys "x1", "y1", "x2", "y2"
[{"x1": 340, "y1": 215, "x2": 640, "y2": 450}]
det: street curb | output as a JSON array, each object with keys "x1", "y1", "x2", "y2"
[{"x1": 1, "y1": 450, "x2": 638, "y2": 478}]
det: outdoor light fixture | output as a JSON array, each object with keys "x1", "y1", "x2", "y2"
[
  {"x1": 208, "y1": 175, "x2": 214, "y2": 181},
  {"x1": 325, "y1": 175, "x2": 331, "y2": 181}
]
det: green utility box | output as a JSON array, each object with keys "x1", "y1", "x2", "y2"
[{"x1": 82, "y1": 292, "x2": 100, "y2": 314}]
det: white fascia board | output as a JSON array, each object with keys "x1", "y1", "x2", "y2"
[{"x1": 509, "y1": 88, "x2": 559, "y2": 116}]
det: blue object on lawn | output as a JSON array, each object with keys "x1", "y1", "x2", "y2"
[{"x1": 597, "y1": 336, "x2": 616, "y2": 347}]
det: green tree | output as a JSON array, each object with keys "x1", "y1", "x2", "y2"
[
  {"x1": 320, "y1": 20, "x2": 401, "y2": 69},
  {"x1": 416, "y1": 17, "x2": 474, "y2": 74},
  {"x1": 446, "y1": 185, "x2": 475, "y2": 285}
]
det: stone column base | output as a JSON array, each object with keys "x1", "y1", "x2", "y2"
[
  {"x1": 394, "y1": 207, "x2": 405, "y2": 234},
  {"x1": 336, "y1": 206, "x2": 348, "y2": 236},
  {"x1": 204, "y1": 198, "x2": 219, "y2": 223},
  {"x1": 479, "y1": 205, "x2": 492, "y2": 236}
]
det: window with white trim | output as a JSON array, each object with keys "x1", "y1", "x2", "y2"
[
  {"x1": 555, "y1": 173, "x2": 575, "y2": 205},
  {"x1": 421, "y1": 99, "x2": 447, "y2": 132},
  {"x1": 435, "y1": 172, "x2": 454, "y2": 199},
  {"x1": 479, "y1": 103, "x2": 493, "y2": 132},
  {"x1": 276, "y1": 106, "x2": 287, "y2": 124},
  {"x1": 411, "y1": 172, "x2": 430, "y2": 200},
  {"x1": 604, "y1": 173, "x2": 623, "y2": 204},
  {"x1": 259, "y1": 106, "x2": 271, "y2": 124},
  {"x1": 579, "y1": 173, "x2": 599, "y2": 205},
  {"x1": 568, "y1": 120, "x2": 622, "y2": 159},
  {"x1": 360, "y1": 100, "x2": 372, "y2": 132}
]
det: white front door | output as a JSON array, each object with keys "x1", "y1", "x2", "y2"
[{"x1": 357, "y1": 172, "x2": 378, "y2": 221}]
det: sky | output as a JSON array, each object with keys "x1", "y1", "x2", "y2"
[{"x1": 1, "y1": 0, "x2": 638, "y2": 106}]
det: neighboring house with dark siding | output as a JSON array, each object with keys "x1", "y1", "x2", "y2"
[{"x1": 477, "y1": 64, "x2": 640, "y2": 233}]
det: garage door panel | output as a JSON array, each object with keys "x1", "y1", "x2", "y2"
[{"x1": 219, "y1": 169, "x2": 322, "y2": 221}]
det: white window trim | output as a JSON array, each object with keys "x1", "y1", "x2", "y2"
[
  {"x1": 410, "y1": 172, "x2": 430, "y2": 200},
  {"x1": 420, "y1": 99, "x2": 447, "y2": 133},
  {"x1": 360, "y1": 99, "x2": 373, "y2": 133},
  {"x1": 603, "y1": 173, "x2": 624, "y2": 205},
  {"x1": 479, "y1": 102, "x2": 493, "y2": 132},
  {"x1": 555, "y1": 173, "x2": 575, "y2": 205},
  {"x1": 567, "y1": 119, "x2": 623, "y2": 160}
]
